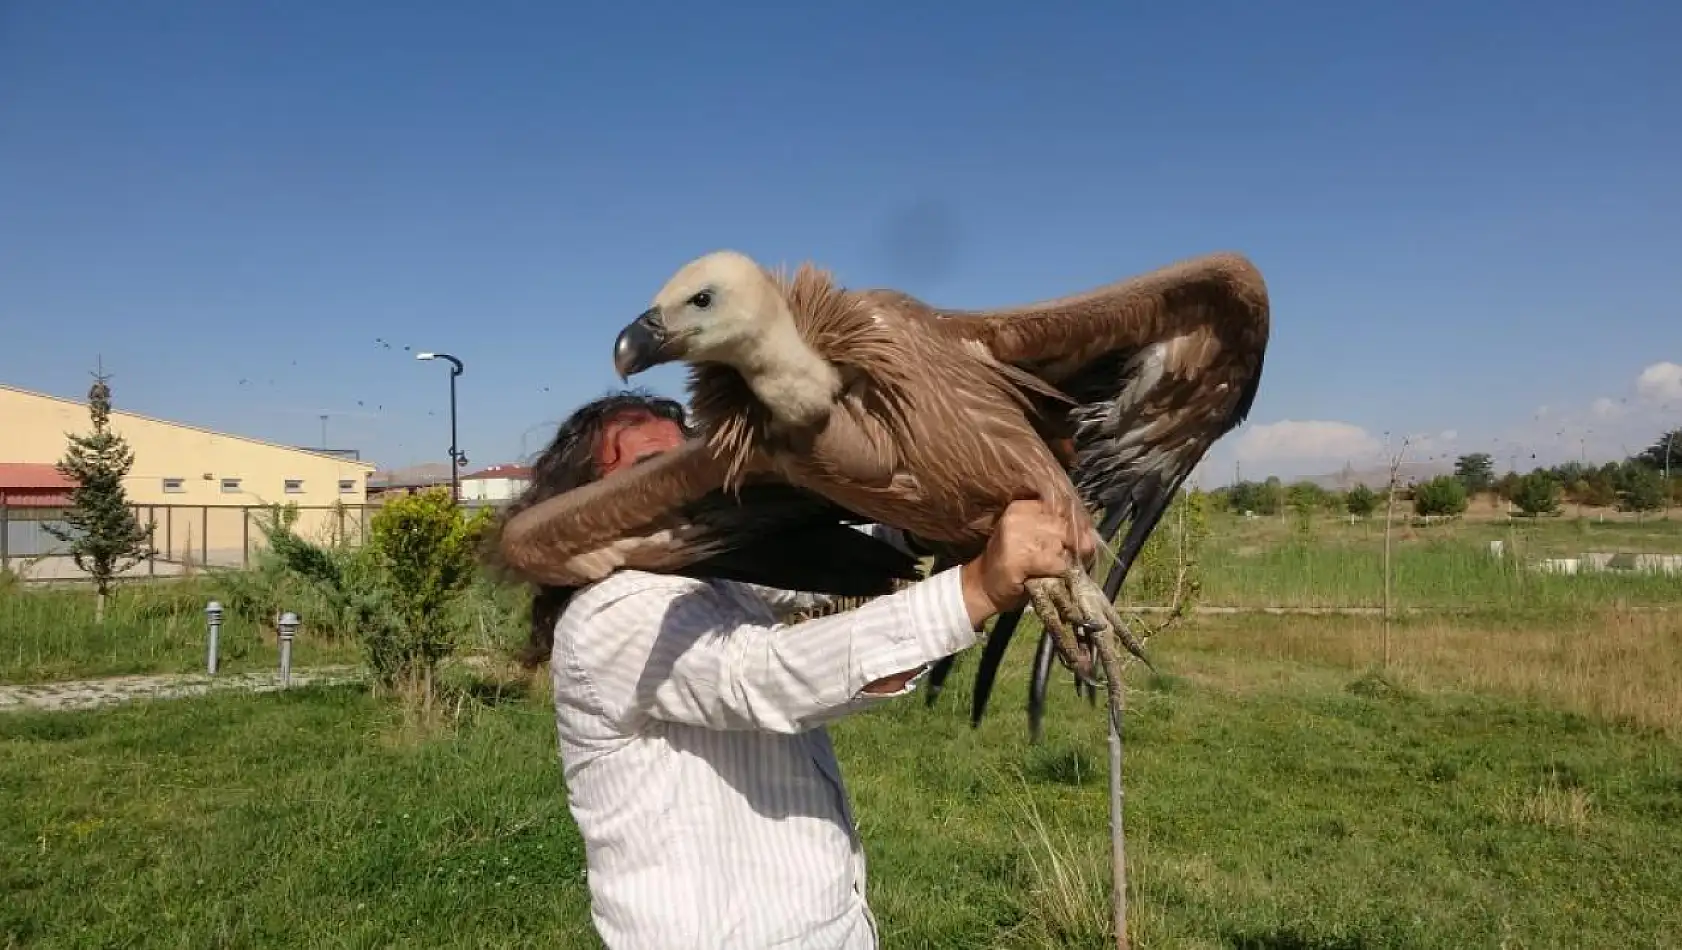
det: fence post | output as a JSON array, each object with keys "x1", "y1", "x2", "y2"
[
  {"x1": 1, "y1": 497, "x2": 9, "y2": 574},
  {"x1": 200, "y1": 505, "x2": 209, "y2": 568},
  {"x1": 206, "y1": 600, "x2": 223, "y2": 675},
  {"x1": 242, "y1": 507, "x2": 251, "y2": 568},
  {"x1": 277, "y1": 612, "x2": 298, "y2": 686}
]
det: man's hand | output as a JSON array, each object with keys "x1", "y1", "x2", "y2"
[{"x1": 958, "y1": 500, "x2": 1093, "y2": 627}]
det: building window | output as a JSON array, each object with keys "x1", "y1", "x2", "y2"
[
  {"x1": 284, "y1": 479, "x2": 304, "y2": 494},
  {"x1": 161, "y1": 478, "x2": 185, "y2": 494},
  {"x1": 220, "y1": 478, "x2": 242, "y2": 494},
  {"x1": 338, "y1": 479, "x2": 357, "y2": 494}
]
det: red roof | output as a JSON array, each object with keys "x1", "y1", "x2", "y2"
[
  {"x1": 461, "y1": 464, "x2": 532, "y2": 481},
  {"x1": 0, "y1": 463, "x2": 74, "y2": 508}
]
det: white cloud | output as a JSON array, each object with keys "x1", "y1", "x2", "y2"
[
  {"x1": 1590, "y1": 396, "x2": 1633, "y2": 420},
  {"x1": 1635, "y1": 361, "x2": 1682, "y2": 404},
  {"x1": 1232, "y1": 420, "x2": 1382, "y2": 462}
]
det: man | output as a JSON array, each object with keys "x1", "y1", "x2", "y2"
[{"x1": 503, "y1": 390, "x2": 1090, "y2": 949}]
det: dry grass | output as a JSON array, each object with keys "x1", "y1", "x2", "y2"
[
  {"x1": 1492, "y1": 770, "x2": 1596, "y2": 836},
  {"x1": 1174, "y1": 609, "x2": 1682, "y2": 736}
]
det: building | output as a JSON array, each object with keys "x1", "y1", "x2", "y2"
[
  {"x1": 459, "y1": 464, "x2": 531, "y2": 504},
  {"x1": 1, "y1": 382, "x2": 377, "y2": 576},
  {"x1": 366, "y1": 462, "x2": 456, "y2": 500}
]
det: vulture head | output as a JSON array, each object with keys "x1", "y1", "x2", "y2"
[{"x1": 613, "y1": 250, "x2": 842, "y2": 430}]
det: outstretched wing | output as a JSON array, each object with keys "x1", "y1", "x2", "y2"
[
  {"x1": 882, "y1": 252, "x2": 1271, "y2": 726},
  {"x1": 498, "y1": 438, "x2": 919, "y2": 596}
]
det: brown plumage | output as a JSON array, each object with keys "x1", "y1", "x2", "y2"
[
  {"x1": 499, "y1": 247, "x2": 1269, "y2": 707},
  {"x1": 499, "y1": 248, "x2": 1269, "y2": 950}
]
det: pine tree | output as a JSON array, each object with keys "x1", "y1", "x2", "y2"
[{"x1": 44, "y1": 366, "x2": 151, "y2": 621}]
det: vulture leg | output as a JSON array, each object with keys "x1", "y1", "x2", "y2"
[
  {"x1": 1023, "y1": 567, "x2": 1154, "y2": 686},
  {"x1": 1024, "y1": 577, "x2": 1097, "y2": 686}
]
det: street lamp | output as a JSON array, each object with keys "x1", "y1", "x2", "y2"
[{"x1": 415, "y1": 351, "x2": 465, "y2": 503}]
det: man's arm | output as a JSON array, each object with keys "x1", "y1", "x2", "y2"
[{"x1": 560, "y1": 567, "x2": 981, "y2": 735}]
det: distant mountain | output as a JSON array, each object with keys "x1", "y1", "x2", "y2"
[{"x1": 1307, "y1": 459, "x2": 1456, "y2": 491}]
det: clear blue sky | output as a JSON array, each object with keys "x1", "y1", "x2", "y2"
[{"x1": 3, "y1": 0, "x2": 1678, "y2": 483}]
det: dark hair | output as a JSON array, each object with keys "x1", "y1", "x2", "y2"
[{"x1": 492, "y1": 388, "x2": 692, "y2": 668}]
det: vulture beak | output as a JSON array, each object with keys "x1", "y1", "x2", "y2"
[{"x1": 613, "y1": 307, "x2": 673, "y2": 380}]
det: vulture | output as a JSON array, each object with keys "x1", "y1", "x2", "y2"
[
  {"x1": 499, "y1": 248, "x2": 1269, "y2": 950},
  {"x1": 499, "y1": 249, "x2": 1269, "y2": 721}
]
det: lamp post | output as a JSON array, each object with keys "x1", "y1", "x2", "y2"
[
  {"x1": 205, "y1": 600, "x2": 223, "y2": 675},
  {"x1": 415, "y1": 352, "x2": 465, "y2": 503},
  {"x1": 277, "y1": 612, "x2": 298, "y2": 686}
]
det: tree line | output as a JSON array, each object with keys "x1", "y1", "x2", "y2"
[{"x1": 1215, "y1": 427, "x2": 1682, "y2": 520}]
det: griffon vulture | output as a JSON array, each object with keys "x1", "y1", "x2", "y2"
[{"x1": 498, "y1": 249, "x2": 1269, "y2": 727}]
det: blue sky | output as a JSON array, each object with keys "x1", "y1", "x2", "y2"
[{"x1": 2, "y1": 0, "x2": 1678, "y2": 484}]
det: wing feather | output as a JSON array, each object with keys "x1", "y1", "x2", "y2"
[
  {"x1": 499, "y1": 439, "x2": 918, "y2": 595},
  {"x1": 872, "y1": 252, "x2": 1271, "y2": 729}
]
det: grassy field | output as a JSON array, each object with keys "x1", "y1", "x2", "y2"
[
  {"x1": 5, "y1": 608, "x2": 1681, "y2": 948},
  {"x1": 4, "y1": 508, "x2": 1677, "y2": 686},
  {"x1": 1147, "y1": 508, "x2": 1682, "y2": 613},
  {"x1": 0, "y1": 576, "x2": 365, "y2": 684}
]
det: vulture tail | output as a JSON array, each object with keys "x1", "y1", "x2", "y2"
[
  {"x1": 917, "y1": 556, "x2": 960, "y2": 707},
  {"x1": 923, "y1": 654, "x2": 958, "y2": 707},
  {"x1": 681, "y1": 521, "x2": 921, "y2": 596},
  {"x1": 1027, "y1": 628, "x2": 1056, "y2": 744},
  {"x1": 966, "y1": 607, "x2": 1027, "y2": 727}
]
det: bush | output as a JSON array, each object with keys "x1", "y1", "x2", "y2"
[
  {"x1": 1411, "y1": 476, "x2": 1468, "y2": 518},
  {"x1": 362, "y1": 490, "x2": 495, "y2": 688},
  {"x1": 1617, "y1": 466, "x2": 1665, "y2": 515},
  {"x1": 227, "y1": 492, "x2": 498, "y2": 709},
  {"x1": 1345, "y1": 484, "x2": 1378, "y2": 518},
  {"x1": 1510, "y1": 471, "x2": 1562, "y2": 517}
]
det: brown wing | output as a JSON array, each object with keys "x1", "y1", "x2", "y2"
[
  {"x1": 911, "y1": 251, "x2": 1269, "y2": 567},
  {"x1": 868, "y1": 252, "x2": 1270, "y2": 728},
  {"x1": 497, "y1": 438, "x2": 920, "y2": 596}
]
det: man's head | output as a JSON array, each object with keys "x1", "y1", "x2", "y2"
[{"x1": 497, "y1": 388, "x2": 693, "y2": 667}]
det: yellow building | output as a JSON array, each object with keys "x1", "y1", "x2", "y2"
[{"x1": 1, "y1": 383, "x2": 377, "y2": 577}]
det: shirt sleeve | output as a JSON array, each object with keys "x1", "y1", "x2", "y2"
[{"x1": 561, "y1": 566, "x2": 977, "y2": 734}]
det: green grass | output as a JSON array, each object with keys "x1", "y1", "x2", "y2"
[
  {"x1": 5, "y1": 623, "x2": 1680, "y2": 948},
  {"x1": 0, "y1": 578, "x2": 364, "y2": 684},
  {"x1": 1158, "y1": 510, "x2": 1682, "y2": 611}
]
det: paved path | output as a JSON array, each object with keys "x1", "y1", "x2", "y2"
[{"x1": 0, "y1": 665, "x2": 367, "y2": 714}]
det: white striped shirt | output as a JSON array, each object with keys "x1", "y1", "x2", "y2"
[{"x1": 549, "y1": 544, "x2": 978, "y2": 949}]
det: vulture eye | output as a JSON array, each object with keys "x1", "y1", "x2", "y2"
[{"x1": 689, "y1": 290, "x2": 713, "y2": 310}]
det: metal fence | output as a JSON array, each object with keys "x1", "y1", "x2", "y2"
[{"x1": 1, "y1": 503, "x2": 379, "y2": 581}]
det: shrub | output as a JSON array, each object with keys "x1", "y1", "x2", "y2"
[
  {"x1": 362, "y1": 490, "x2": 496, "y2": 696},
  {"x1": 1411, "y1": 476, "x2": 1468, "y2": 518},
  {"x1": 1345, "y1": 484, "x2": 1378, "y2": 518},
  {"x1": 1510, "y1": 471, "x2": 1562, "y2": 517}
]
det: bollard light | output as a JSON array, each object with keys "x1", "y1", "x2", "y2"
[
  {"x1": 205, "y1": 600, "x2": 224, "y2": 676},
  {"x1": 277, "y1": 611, "x2": 299, "y2": 686}
]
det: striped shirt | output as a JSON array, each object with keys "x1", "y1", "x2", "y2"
[{"x1": 549, "y1": 538, "x2": 978, "y2": 949}]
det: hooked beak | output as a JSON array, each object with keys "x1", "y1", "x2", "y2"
[{"x1": 613, "y1": 307, "x2": 673, "y2": 380}]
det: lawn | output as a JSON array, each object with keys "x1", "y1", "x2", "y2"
[
  {"x1": 5, "y1": 611, "x2": 1681, "y2": 948},
  {"x1": 1159, "y1": 508, "x2": 1682, "y2": 612},
  {"x1": 0, "y1": 577, "x2": 365, "y2": 684}
]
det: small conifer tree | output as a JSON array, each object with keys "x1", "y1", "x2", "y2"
[{"x1": 45, "y1": 367, "x2": 151, "y2": 621}]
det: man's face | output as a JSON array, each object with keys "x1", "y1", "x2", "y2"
[{"x1": 594, "y1": 409, "x2": 686, "y2": 476}]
